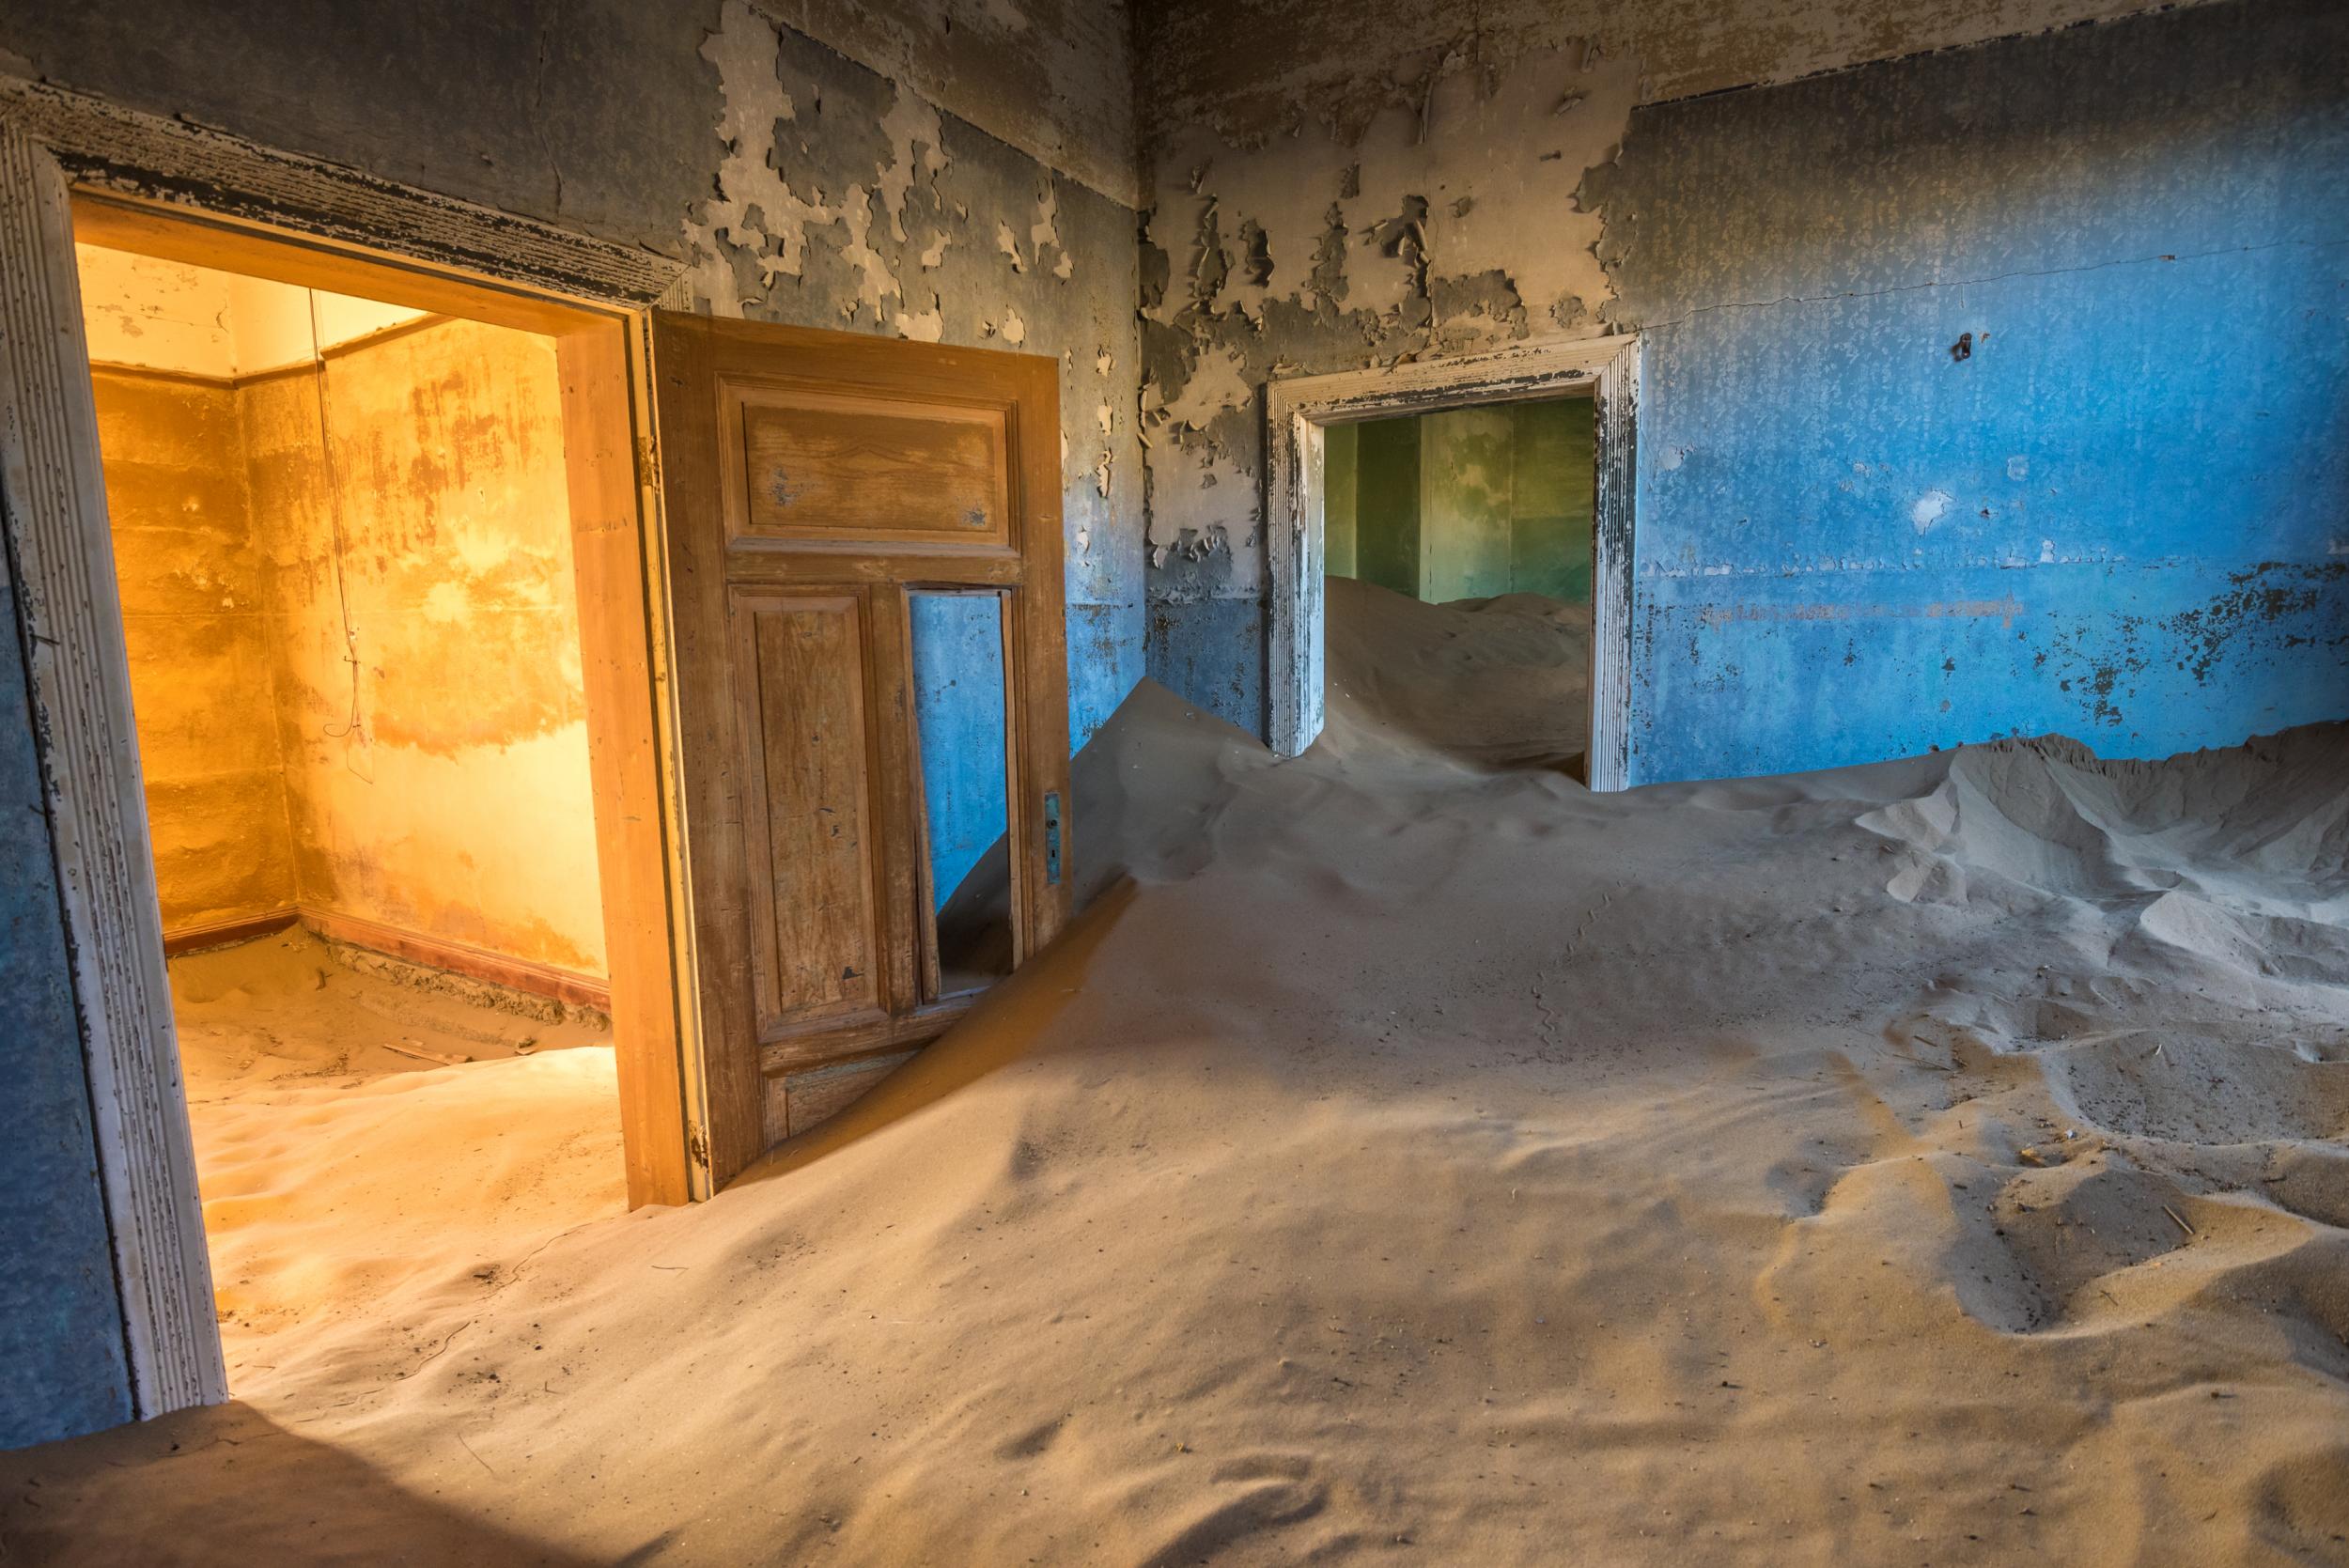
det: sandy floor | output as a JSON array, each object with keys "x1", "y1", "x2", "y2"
[
  {"x1": 1324, "y1": 575, "x2": 1592, "y2": 769},
  {"x1": 5, "y1": 589, "x2": 2346, "y2": 1564},
  {"x1": 167, "y1": 930, "x2": 624, "y2": 1383}
]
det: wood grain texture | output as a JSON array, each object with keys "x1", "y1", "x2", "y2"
[
  {"x1": 781, "y1": 1050, "x2": 919, "y2": 1140},
  {"x1": 0, "y1": 122, "x2": 226, "y2": 1418},
  {"x1": 559, "y1": 322, "x2": 699, "y2": 1208},
  {"x1": 160, "y1": 909, "x2": 298, "y2": 958},
  {"x1": 1587, "y1": 349, "x2": 1640, "y2": 796},
  {"x1": 734, "y1": 390, "x2": 1007, "y2": 547},
  {"x1": 653, "y1": 313, "x2": 1071, "y2": 1182},
  {"x1": 738, "y1": 593, "x2": 883, "y2": 1027}
]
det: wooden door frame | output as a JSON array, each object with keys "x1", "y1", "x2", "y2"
[
  {"x1": 0, "y1": 78, "x2": 699, "y2": 1428},
  {"x1": 1264, "y1": 333, "x2": 1640, "y2": 790}
]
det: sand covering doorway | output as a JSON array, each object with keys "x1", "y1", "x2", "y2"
[
  {"x1": 1265, "y1": 334, "x2": 1637, "y2": 787},
  {"x1": 1322, "y1": 396, "x2": 1595, "y2": 772},
  {"x1": 70, "y1": 224, "x2": 639, "y2": 1389}
]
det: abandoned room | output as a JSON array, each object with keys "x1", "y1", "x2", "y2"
[{"x1": 0, "y1": 0, "x2": 2341, "y2": 1562}]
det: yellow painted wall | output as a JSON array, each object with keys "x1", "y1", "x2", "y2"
[
  {"x1": 240, "y1": 318, "x2": 608, "y2": 979},
  {"x1": 88, "y1": 258, "x2": 608, "y2": 982},
  {"x1": 91, "y1": 368, "x2": 297, "y2": 933}
]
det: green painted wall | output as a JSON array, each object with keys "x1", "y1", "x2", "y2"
[
  {"x1": 1335, "y1": 396, "x2": 1594, "y2": 604},
  {"x1": 1508, "y1": 397, "x2": 1595, "y2": 601},
  {"x1": 1353, "y1": 414, "x2": 1421, "y2": 598},
  {"x1": 1419, "y1": 408, "x2": 1516, "y2": 601},
  {"x1": 1323, "y1": 422, "x2": 1359, "y2": 580}
]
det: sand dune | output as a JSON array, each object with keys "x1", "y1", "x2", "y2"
[
  {"x1": 5, "y1": 600, "x2": 2345, "y2": 1562},
  {"x1": 1323, "y1": 575, "x2": 1592, "y2": 769}
]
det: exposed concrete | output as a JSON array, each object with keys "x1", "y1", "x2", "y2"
[
  {"x1": 1136, "y1": 0, "x2": 2228, "y2": 143},
  {"x1": 89, "y1": 365, "x2": 297, "y2": 935},
  {"x1": 3, "y1": 0, "x2": 1149, "y2": 746},
  {"x1": 1134, "y1": 0, "x2": 2347, "y2": 772},
  {"x1": 758, "y1": 0, "x2": 1139, "y2": 208}
]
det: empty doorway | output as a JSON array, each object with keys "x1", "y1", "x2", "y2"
[
  {"x1": 72, "y1": 234, "x2": 631, "y2": 1383},
  {"x1": 1323, "y1": 396, "x2": 1595, "y2": 770},
  {"x1": 1265, "y1": 334, "x2": 1639, "y2": 788}
]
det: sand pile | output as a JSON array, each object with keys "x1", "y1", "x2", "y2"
[
  {"x1": 167, "y1": 931, "x2": 623, "y2": 1376},
  {"x1": 6, "y1": 686, "x2": 2345, "y2": 1565},
  {"x1": 1323, "y1": 575, "x2": 1590, "y2": 769}
]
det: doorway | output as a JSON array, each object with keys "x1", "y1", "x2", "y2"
[
  {"x1": 1322, "y1": 396, "x2": 1595, "y2": 770},
  {"x1": 71, "y1": 232, "x2": 639, "y2": 1384},
  {"x1": 6, "y1": 123, "x2": 1075, "y2": 1417},
  {"x1": 1263, "y1": 334, "x2": 1640, "y2": 789}
]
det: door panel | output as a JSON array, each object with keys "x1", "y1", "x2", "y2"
[
  {"x1": 735, "y1": 591, "x2": 882, "y2": 1032},
  {"x1": 730, "y1": 387, "x2": 1009, "y2": 549},
  {"x1": 653, "y1": 314, "x2": 1071, "y2": 1189}
]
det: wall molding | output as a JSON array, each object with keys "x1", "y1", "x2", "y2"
[
  {"x1": 0, "y1": 119, "x2": 227, "y2": 1418},
  {"x1": 296, "y1": 908, "x2": 611, "y2": 1014},
  {"x1": 1264, "y1": 332, "x2": 1641, "y2": 789},
  {"x1": 161, "y1": 905, "x2": 610, "y2": 1011},
  {"x1": 2, "y1": 77, "x2": 676, "y2": 308},
  {"x1": 159, "y1": 908, "x2": 298, "y2": 957}
]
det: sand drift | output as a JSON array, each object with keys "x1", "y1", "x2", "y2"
[{"x1": 5, "y1": 665, "x2": 2344, "y2": 1565}]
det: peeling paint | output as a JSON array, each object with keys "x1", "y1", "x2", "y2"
[{"x1": 1138, "y1": 0, "x2": 2348, "y2": 779}]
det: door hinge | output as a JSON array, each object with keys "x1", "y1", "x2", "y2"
[{"x1": 1043, "y1": 791, "x2": 1063, "y2": 885}]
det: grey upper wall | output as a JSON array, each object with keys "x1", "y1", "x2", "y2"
[
  {"x1": 1136, "y1": 0, "x2": 2223, "y2": 137},
  {"x1": 762, "y1": 0, "x2": 1140, "y2": 207},
  {"x1": 0, "y1": 0, "x2": 1149, "y2": 742}
]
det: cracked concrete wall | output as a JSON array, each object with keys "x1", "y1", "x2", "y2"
[
  {"x1": 1608, "y1": 0, "x2": 2349, "y2": 779},
  {"x1": 4, "y1": 0, "x2": 1147, "y2": 747},
  {"x1": 1, "y1": 0, "x2": 1148, "y2": 1452},
  {"x1": 1133, "y1": 0, "x2": 2346, "y2": 780},
  {"x1": 757, "y1": 0, "x2": 1139, "y2": 207}
]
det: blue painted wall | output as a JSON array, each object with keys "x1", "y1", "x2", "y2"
[
  {"x1": 0, "y1": 574, "x2": 135, "y2": 1450},
  {"x1": 909, "y1": 592, "x2": 1012, "y2": 908},
  {"x1": 1605, "y1": 0, "x2": 2349, "y2": 782}
]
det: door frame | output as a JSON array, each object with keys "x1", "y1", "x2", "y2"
[
  {"x1": 0, "y1": 78, "x2": 700, "y2": 1426},
  {"x1": 1264, "y1": 333, "x2": 1640, "y2": 790}
]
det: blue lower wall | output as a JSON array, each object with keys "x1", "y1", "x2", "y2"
[
  {"x1": 910, "y1": 593, "x2": 1012, "y2": 906},
  {"x1": 1606, "y1": 0, "x2": 2349, "y2": 781},
  {"x1": 0, "y1": 576, "x2": 133, "y2": 1450}
]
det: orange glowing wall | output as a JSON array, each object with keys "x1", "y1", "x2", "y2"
[{"x1": 86, "y1": 253, "x2": 607, "y2": 986}]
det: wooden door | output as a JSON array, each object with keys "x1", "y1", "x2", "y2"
[{"x1": 653, "y1": 315, "x2": 1072, "y2": 1189}]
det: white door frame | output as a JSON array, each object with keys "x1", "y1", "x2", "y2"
[
  {"x1": 1264, "y1": 333, "x2": 1640, "y2": 790},
  {"x1": 0, "y1": 77, "x2": 681, "y2": 1423}
]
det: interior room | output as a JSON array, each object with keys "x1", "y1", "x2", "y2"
[
  {"x1": 0, "y1": 1, "x2": 2343, "y2": 1564},
  {"x1": 73, "y1": 242, "x2": 628, "y2": 1374},
  {"x1": 1323, "y1": 396, "x2": 1595, "y2": 768}
]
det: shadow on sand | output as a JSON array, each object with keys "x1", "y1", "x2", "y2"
[{"x1": 1, "y1": 1400, "x2": 665, "y2": 1567}]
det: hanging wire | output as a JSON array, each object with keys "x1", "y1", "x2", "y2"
[{"x1": 304, "y1": 288, "x2": 372, "y2": 780}]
